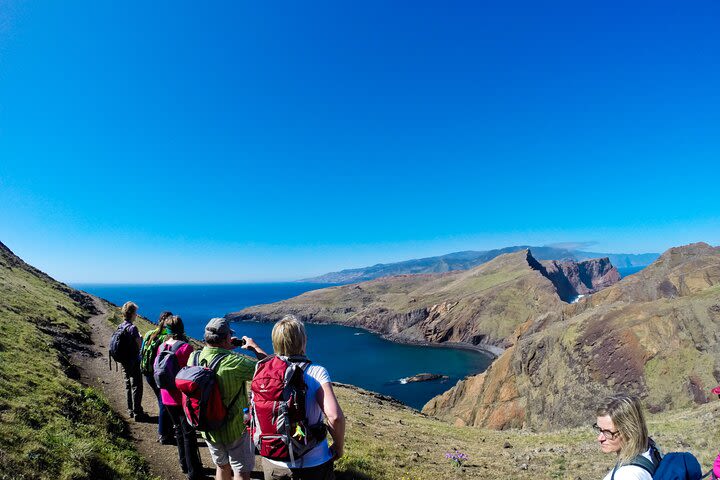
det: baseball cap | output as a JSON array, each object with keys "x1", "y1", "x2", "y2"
[{"x1": 205, "y1": 317, "x2": 234, "y2": 337}]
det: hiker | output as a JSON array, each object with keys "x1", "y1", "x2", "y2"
[
  {"x1": 115, "y1": 301, "x2": 147, "y2": 420},
  {"x1": 258, "y1": 315, "x2": 345, "y2": 480},
  {"x1": 141, "y1": 310, "x2": 173, "y2": 444},
  {"x1": 595, "y1": 394, "x2": 659, "y2": 480},
  {"x1": 198, "y1": 317, "x2": 268, "y2": 480},
  {"x1": 156, "y1": 315, "x2": 204, "y2": 480}
]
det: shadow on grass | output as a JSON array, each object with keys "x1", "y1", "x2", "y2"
[{"x1": 335, "y1": 468, "x2": 375, "y2": 480}]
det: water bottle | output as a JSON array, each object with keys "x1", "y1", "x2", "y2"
[{"x1": 243, "y1": 408, "x2": 251, "y2": 430}]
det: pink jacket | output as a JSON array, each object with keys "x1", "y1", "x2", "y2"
[{"x1": 157, "y1": 339, "x2": 194, "y2": 406}]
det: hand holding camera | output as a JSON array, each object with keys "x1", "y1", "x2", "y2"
[{"x1": 230, "y1": 336, "x2": 267, "y2": 360}]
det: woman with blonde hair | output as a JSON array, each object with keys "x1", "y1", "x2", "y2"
[
  {"x1": 595, "y1": 394, "x2": 660, "y2": 480},
  {"x1": 258, "y1": 315, "x2": 345, "y2": 480}
]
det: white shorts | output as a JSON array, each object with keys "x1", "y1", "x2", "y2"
[{"x1": 205, "y1": 431, "x2": 255, "y2": 474}]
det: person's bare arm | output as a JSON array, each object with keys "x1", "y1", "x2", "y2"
[
  {"x1": 317, "y1": 382, "x2": 345, "y2": 460},
  {"x1": 241, "y1": 336, "x2": 268, "y2": 360}
]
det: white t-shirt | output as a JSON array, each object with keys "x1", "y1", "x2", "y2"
[
  {"x1": 264, "y1": 364, "x2": 333, "y2": 469},
  {"x1": 602, "y1": 449, "x2": 654, "y2": 480}
]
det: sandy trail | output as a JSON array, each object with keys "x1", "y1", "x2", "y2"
[{"x1": 70, "y1": 297, "x2": 264, "y2": 480}]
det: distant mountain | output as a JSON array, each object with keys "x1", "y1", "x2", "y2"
[
  {"x1": 573, "y1": 251, "x2": 660, "y2": 269},
  {"x1": 423, "y1": 242, "x2": 720, "y2": 431},
  {"x1": 300, "y1": 246, "x2": 658, "y2": 284},
  {"x1": 229, "y1": 251, "x2": 620, "y2": 352}
]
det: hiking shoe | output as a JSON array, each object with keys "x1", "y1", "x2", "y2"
[
  {"x1": 134, "y1": 411, "x2": 150, "y2": 422},
  {"x1": 158, "y1": 435, "x2": 176, "y2": 445}
]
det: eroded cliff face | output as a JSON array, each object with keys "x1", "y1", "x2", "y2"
[
  {"x1": 540, "y1": 257, "x2": 621, "y2": 302},
  {"x1": 231, "y1": 251, "x2": 623, "y2": 355},
  {"x1": 231, "y1": 250, "x2": 621, "y2": 353},
  {"x1": 424, "y1": 346, "x2": 525, "y2": 430},
  {"x1": 423, "y1": 243, "x2": 720, "y2": 430}
]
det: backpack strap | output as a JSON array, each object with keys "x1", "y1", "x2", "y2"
[
  {"x1": 629, "y1": 455, "x2": 657, "y2": 476},
  {"x1": 190, "y1": 350, "x2": 201, "y2": 367},
  {"x1": 167, "y1": 340, "x2": 186, "y2": 354},
  {"x1": 287, "y1": 355, "x2": 312, "y2": 370},
  {"x1": 611, "y1": 452, "x2": 658, "y2": 480},
  {"x1": 208, "y1": 352, "x2": 229, "y2": 371},
  {"x1": 206, "y1": 352, "x2": 244, "y2": 414}
]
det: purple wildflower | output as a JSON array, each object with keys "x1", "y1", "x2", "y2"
[{"x1": 445, "y1": 449, "x2": 468, "y2": 467}]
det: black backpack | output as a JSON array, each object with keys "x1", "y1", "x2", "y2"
[{"x1": 109, "y1": 324, "x2": 138, "y2": 368}]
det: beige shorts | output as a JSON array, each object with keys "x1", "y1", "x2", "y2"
[{"x1": 205, "y1": 431, "x2": 255, "y2": 473}]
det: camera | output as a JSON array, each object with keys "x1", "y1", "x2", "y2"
[{"x1": 231, "y1": 337, "x2": 246, "y2": 347}]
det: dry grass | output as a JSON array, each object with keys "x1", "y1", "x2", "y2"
[{"x1": 334, "y1": 384, "x2": 720, "y2": 479}]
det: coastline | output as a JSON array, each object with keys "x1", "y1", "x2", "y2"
[
  {"x1": 379, "y1": 330, "x2": 503, "y2": 358},
  {"x1": 227, "y1": 315, "x2": 503, "y2": 359}
]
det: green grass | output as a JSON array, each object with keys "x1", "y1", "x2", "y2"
[
  {"x1": 645, "y1": 346, "x2": 716, "y2": 410},
  {"x1": 333, "y1": 384, "x2": 720, "y2": 479},
  {"x1": 0, "y1": 255, "x2": 157, "y2": 480}
]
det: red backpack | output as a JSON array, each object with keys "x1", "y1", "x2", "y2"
[
  {"x1": 175, "y1": 351, "x2": 242, "y2": 432},
  {"x1": 250, "y1": 355, "x2": 327, "y2": 462}
]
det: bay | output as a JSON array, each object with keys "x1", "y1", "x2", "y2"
[
  {"x1": 73, "y1": 282, "x2": 492, "y2": 409},
  {"x1": 617, "y1": 266, "x2": 647, "y2": 278}
]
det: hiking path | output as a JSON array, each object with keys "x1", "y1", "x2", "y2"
[{"x1": 70, "y1": 296, "x2": 264, "y2": 480}]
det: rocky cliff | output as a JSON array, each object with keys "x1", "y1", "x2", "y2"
[
  {"x1": 301, "y1": 245, "x2": 656, "y2": 284},
  {"x1": 230, "y1": 251, "x2": 620, "y2": 353},
  {"x1": 540, "y1": 257, "x2": 620, "y2": 302},
  {"x1": 423, "y1": 242, "x2": 720, "y2": 431}
]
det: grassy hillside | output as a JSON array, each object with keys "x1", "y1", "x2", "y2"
[
  {"x1": 2, "y1": 239, "x2": 716, "y2": 480},
  {"x1": 424, "y1": 243, "x2": 720, "y2": 431},
  {"x1": 0, "y1": 242, "x2": 156, "y2": 480},
  {"x1": 232, "y1": 250, "x2": 568, "y2": 351},
  {"x1": 334, "y1": 383, "x2": 719, "y2": 479},
  {"x1": 301, "y1": 245, "x2": 657, "y2": 284}
]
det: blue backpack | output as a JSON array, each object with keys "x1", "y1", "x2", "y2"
[{"x1": 612, "y1": 444, "x2": 707, "y2": 480}]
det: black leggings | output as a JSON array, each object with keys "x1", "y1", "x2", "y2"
[{"x1": 166, "y1": 404, "x2": 203, "y2": 479}]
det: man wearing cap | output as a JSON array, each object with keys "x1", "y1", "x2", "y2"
[{"x1": 199, "y1": 317, "x2": 268, "y2": 480}]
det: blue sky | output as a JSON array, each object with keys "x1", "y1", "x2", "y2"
[{"x1": 1, "y1": 1, "x2": 718, "y2": 282}]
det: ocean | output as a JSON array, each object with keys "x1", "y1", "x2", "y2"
[
  {"x1": 617, "y1": 266, "x2": 646, "y2": 278},
  {"x1": 73, "y1": 282, "x2": 493, "y2": 410}
]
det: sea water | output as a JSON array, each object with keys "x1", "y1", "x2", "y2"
[
  {"x1": 74, "y1": 283, "x2": 492, "y2": 409},
  {"x1": 617, "y1": 266, "x2": 646, "y2": 278}
]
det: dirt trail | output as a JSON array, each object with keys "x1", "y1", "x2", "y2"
[{"x1": 71, "y1": 297, "x2": 264, "y2": 480}]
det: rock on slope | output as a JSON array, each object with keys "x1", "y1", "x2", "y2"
[
  {"x1": 230, "y1": 250, "x2": 619, "y2": 353},
  {"x1": 423, "y1": 242, "x2": 720, "y2": 431}
]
